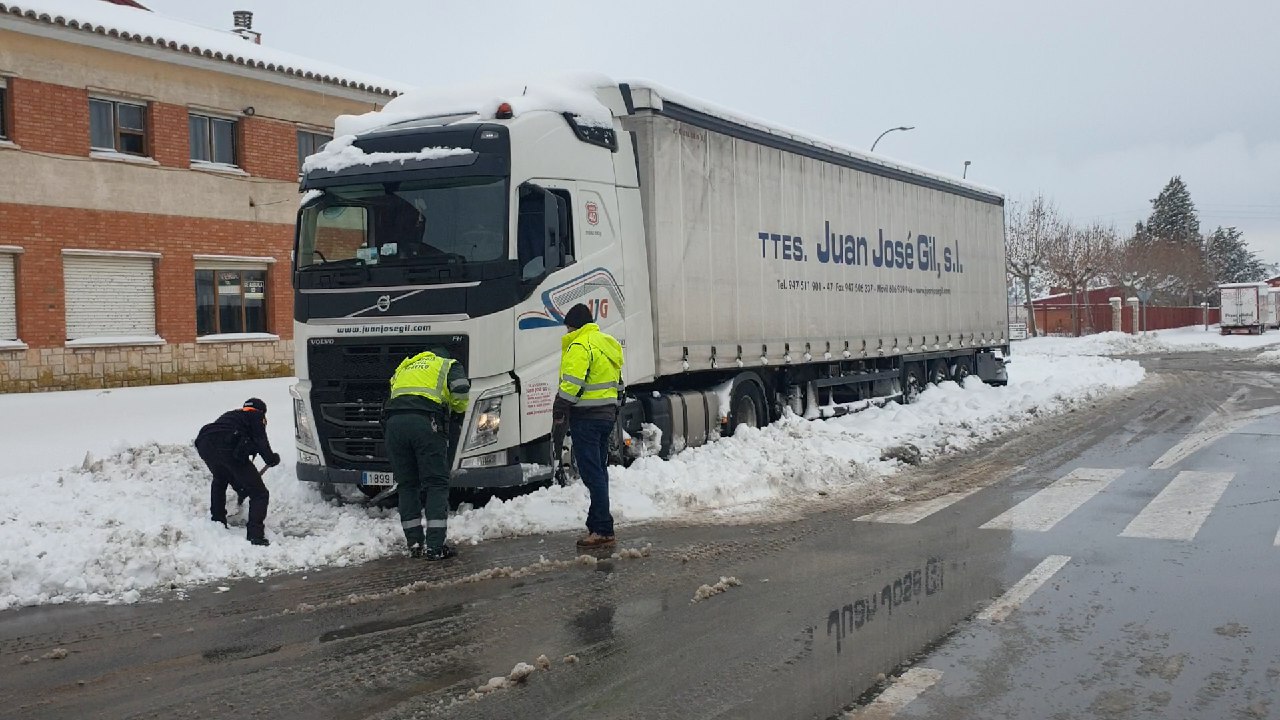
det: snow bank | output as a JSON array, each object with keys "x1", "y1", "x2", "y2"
[
  {"x1": 0, "y1": 443, "x2": 402, "y2": 610},
  {"x1": 1018, "y1": 325, "x2": 1280, "y2": 356},
  {"x1": 446, "y1": 354, "x2": 1145, "y2": 543},
  {"x1": 0, "y1": 355, "x2": 1144, "y2": 610},
  {"x1": 334, "y1": 72, "x2": 616, "y2": 138}
]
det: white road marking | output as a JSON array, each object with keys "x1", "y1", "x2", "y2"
[
  {"x1": 856, "y1": 465, "x2": 1025, "y2": 525},
  {"x1": 978, "y1": 555, "x2": 1072, "y2": 623},
  {"x1": 980, "y1": 468, "x2": 1123, "y2": 532},
  {"x1": 847, "y1": 667, "x2": 945, "y2": 719},
  {"x1": 1120, "y1": 471, "x2": 1235, "y2": 540},
  {"x1": 856, "y1": 488, "x2": 982, "y2": 524},
  {"x1": 1150, "y1": 404, "x2": 1280, "y2": 470}
]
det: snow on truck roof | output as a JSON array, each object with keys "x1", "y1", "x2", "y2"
[
  {"x1": 0, "y1": 0, "x2": 407, "y2": 96},
  {"x1": 333, "y1": 74, "x2": 1003, "y2": 203}
]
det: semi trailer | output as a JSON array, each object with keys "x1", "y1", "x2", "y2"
[
  {"x1": 1219, "y1": 282, "x2": 1270, "y2": 335},
  {"x1": 289, "y1": 76, "x2": 1009, "y2": 498}
]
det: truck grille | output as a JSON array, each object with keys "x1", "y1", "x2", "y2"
[{"x1": 307, "y1": 335, "x2": 468, "y2": 470}]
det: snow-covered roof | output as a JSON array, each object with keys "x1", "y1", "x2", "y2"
[
  {"x1": 0, "y1": 0, "x2": 409, "y2": 97},
  {"x1": 334, "y1": 72, "x2": 615, "y2": 138}
]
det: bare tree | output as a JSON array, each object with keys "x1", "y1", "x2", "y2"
[
  {"x1": 1006, "y1": 194, "x2": 1061, "y2": 337},
  {"x1": 1045, "y1": 222, "x2": 1117, "y2": 336}
]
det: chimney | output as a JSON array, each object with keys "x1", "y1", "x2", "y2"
[{"x1": 232, "y1": 10, "x2": 262, "y2": 44}]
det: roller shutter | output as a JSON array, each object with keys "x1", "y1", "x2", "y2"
[
  {"x1": 64, "y1": 255, "x2": 156, "y2": 339},
  {"x1": 0, "y1": 254, "x2": 15, "y2": 340}
]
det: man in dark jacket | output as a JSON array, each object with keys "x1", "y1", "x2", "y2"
[{"x1": 195, "y1": 398, "x2": 280, "y2": 546}]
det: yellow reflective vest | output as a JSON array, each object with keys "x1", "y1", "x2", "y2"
[
  {"x1": 388, "y1": 351, "x2": 469, "y2": 414},
  {"x1": 557, "y1": 323, "x2": 624, "y2": 408}
]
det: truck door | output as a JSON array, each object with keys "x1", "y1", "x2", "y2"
[{"x1": 512, "y1": 179, "x2": 627, "y2": 443}]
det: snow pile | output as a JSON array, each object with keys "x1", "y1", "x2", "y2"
[
  {"x1": 335, "y1": 72, "x2": 616, "y2": 137},
  {"x1": 1019, "y1": 325, "x2": 1280, "y2": 356},
  {"x1": 301, "y1": 135, "x2": 472, "y2": 174},
  {"x1": 446, "y1": 354, "x2": 1144, "y2": 543},
  {"x1": 692, "y1": 576, "x2": 742, "y2": 603},
  {"x1": 1255, "y1": 348, "x2": 1280, "y2": 365},
  {"x1": 0, "y1": 354, "x2": 1144, "y2": 609},
  {"x1": 0, "y1": 441, "x2": 402, "y2": 610}
]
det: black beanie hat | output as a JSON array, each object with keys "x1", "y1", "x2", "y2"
[
  {"x1": 243, "y1": 398, "x2": 267, "y2": 413},
  {"x1": 563, "y1": 303, "x2": 594, "y2": 330}
]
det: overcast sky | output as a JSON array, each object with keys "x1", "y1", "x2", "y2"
[{"x1": 146, "y1": 0, "x2": 1280, "y2": 263}]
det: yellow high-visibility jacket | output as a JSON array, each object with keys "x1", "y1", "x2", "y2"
[
  {"x1": 387, "y1": 351, "x2": 470, "y2": 415},
  {"x1": 556, "y1": 323, "x2": 624, "y2": 415}
]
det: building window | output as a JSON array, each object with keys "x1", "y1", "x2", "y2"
[
  {"x1": 0, "y1": 251, "x2": 17, "y2": 341},
  {"x1": 196, "y1": 268, "x2": 267, "y2": 336},
  {"x1": 0, "y1": 82, "x2": 8, "y2": 141},
  {"x1": 189, "y1": 114, "x2": 238, "y2": 166},
  {"x1": 297, "y1": 129, "x2": 331, "y2": 171},
  {"x1": 89, "y1": 98, "x2": 147, "y2": 155},
  {"x1": 63, "y1": 253, "x2": 158, "y2": 340}
]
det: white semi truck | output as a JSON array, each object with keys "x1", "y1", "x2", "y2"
[{"x1": 289, "y1": 78, "x2": 1009, "y2": 497}]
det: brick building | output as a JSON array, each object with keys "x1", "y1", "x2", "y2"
[{"x1": 0, "y1": 0, "x2": 406, "y2": 391}]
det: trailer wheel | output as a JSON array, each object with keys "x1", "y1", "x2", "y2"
[
  {"x1": 951, "y1": 358, "x2": 973, "y2": 386},
  {"x1": 902, "y1": 364, "x2": 925, "y2": 404},
  {"x1": 927, "y1": 360, "x2": 948, "y2": 386},
  {"x1": 728, "y1": 379, "x2": 767, "y2": 435}
]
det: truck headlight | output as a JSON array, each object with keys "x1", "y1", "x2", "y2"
[
  {"x1": 464, "y1": 382, "x2": 516, "y2": 451},
  {"x1": 291, "y1": 385, "x2": 319, "y2": 450}
]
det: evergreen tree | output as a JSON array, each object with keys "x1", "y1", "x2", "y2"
[
  {"x1": 1204, "y1": 226, "x2": 1267, "y2": 284},
  {"x1": 1146, "y1": 176, "x2": 1200, "y2": 246}
]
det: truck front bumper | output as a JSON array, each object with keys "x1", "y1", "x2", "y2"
[{"x1": 296, "y1": 462, "x2": 552, "y2": 489}]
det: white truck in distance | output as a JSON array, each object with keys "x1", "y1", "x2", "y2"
[
  {"x1": 289, "y1": 76, "x2": 1009, "y2": 498},
  {"x1": 1219, "y1": 282, "x2": 1271, "y2": 335}
]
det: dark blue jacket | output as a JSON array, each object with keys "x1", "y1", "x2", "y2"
[{"x1": 196, "y1": 408, "x2": 279, "y2": 465}]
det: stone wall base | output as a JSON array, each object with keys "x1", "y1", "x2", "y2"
[{"x1": 0, "y1": 339, "x2": 295, "y2": 392}]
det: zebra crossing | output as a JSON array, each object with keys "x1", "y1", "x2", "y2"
[{"x1": 856, "y1": 466, "x2": 1272, "y2": 545}]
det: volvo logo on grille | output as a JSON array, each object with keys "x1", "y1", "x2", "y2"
[{"x1": 376, "y1": 295, "x2": 392, "y2": 312}]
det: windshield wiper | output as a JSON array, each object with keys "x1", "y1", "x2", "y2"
[{"x1": 301, "y1": 257, "x2": 368, "y2": 271}]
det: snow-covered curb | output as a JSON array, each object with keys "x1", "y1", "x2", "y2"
[
  {"x1": 0, "y1": 354, "x2": 1144, "y2": 610},
  {"x1": 1017, "y1": 325, "x2": 1280, "y2": 356}
]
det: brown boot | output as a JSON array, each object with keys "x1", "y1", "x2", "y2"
[{"x1": 576, "y1": 533, "x2": 616, "y2": 548}]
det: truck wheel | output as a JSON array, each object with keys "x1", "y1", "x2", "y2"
[
  {"x1": 728, "y1": 380, "x2": 767, "y2": 435},
  {"x1": 951, "y1": 359, "x2": 972, "y2": 386}
]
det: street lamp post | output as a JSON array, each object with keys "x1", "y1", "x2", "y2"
[
  {"x1": 963, "y1": 160, "x2": 971, "y2": 179},
  {"x1": 870, "y1": 125, "x2": 915, "y2": 153}
]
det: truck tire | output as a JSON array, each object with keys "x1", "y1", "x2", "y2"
[
  {"x1": 950, "y1": 357, "x2": 973, "y2": 386},
  {"x1": 902, "y1": 363, "x2": 925, "y2": 404},
  {"x1": 728, "y1": 378, "x2": 768, "y2": 435},
  {"x1": 927, "y1": 360, "x2": 948, "y2": 386}
]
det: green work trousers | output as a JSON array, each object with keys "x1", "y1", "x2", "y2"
[{"x1": 384, "y1": 412, "x2": 450, "y2": 550}]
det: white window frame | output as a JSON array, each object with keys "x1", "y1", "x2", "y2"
[
  {"x1": 0, "y1": 245, "x2": 23, "y2": 349},
  {"x1": 188, "y1": 108, "x2": 240, "y2": 170},
  {"x1": 62, "y1": 249, "x2": 164, "y2": 347},
  {"x1": 88, "y1": 94, "x2": 150, "y2": 158}
]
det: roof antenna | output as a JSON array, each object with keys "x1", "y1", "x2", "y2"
[{"x1": 522, "y1": 85, "x2": 528, "y2": 95}]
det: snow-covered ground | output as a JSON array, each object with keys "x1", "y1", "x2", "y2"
[
  {"x1": 1, "y1": 353, "x2": 1145, "y2": 611},
  {"x1": 1018, "y1": 324, "x2": 1280, "y2": 356}
]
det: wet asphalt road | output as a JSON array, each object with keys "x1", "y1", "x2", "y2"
[{"x1": 1, "y1": 353, "x2": 1277, "y2": 719}]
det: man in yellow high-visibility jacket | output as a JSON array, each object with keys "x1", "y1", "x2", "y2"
[
  {"x1": 384, "y1": 347, "x2": 469, "y2": 560},
  {"x1": 553, "y1": 303, "x2": 624, "y2": 548}
]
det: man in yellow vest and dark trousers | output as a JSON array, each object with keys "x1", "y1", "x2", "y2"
[
  {"x1": 384, "y1": 347, "x2": 470, "y2": 560},
  {"x1": 553, "y1": 303, "x2": 625, "y2": 548}
]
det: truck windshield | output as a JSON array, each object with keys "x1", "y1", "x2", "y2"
[{"x1": 296, "y1": 177, "x2": 506, "y2": 269}]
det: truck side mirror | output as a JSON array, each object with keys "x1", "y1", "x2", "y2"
[{"x1": 544, "y1": 191, "x2": 564, "y2": 270}]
